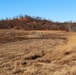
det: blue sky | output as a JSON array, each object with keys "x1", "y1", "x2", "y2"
[{"x1": 0, "y1": 0, "x2": 76, "y2": 22}]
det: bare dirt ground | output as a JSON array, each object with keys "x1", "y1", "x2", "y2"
[{"x1": 0, "y1": 29, "x2": 76, "y2": 75}]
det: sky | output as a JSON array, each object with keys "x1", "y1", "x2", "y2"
[{"x1": 0, "y1": 0, "x2": 76, "y2": 22}]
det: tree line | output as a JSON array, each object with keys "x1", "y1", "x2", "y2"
[{"x1": 0, "y1": 15, "x2": 76, "y2": 31}]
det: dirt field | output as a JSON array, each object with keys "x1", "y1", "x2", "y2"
[{"x1": 0, "y1": 29, "x2": 76, "y2": 75}]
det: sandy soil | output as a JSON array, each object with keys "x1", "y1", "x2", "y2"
[{"x1": 0, "y1": 29, "x2": 76, "y2": 75}]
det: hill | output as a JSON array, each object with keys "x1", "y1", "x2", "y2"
[{"x1": 0, "y1": 15, "x2": 76, "y2": 31}]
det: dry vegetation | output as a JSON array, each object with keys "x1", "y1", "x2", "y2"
[
  {"x1": 0, "y1": 15, "x2": 76, "y2": 31},
  {"x1": 0, "y1": 29, "x2": 76, "y2": 75}
]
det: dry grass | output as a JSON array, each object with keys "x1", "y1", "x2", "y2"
[{"x1": 0, "y1": 29, "x2": 76, "y2": 75}]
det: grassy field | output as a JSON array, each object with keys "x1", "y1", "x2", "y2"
[{"x1": 0, "y1": 29, "x2": 76, "y2": 75}]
